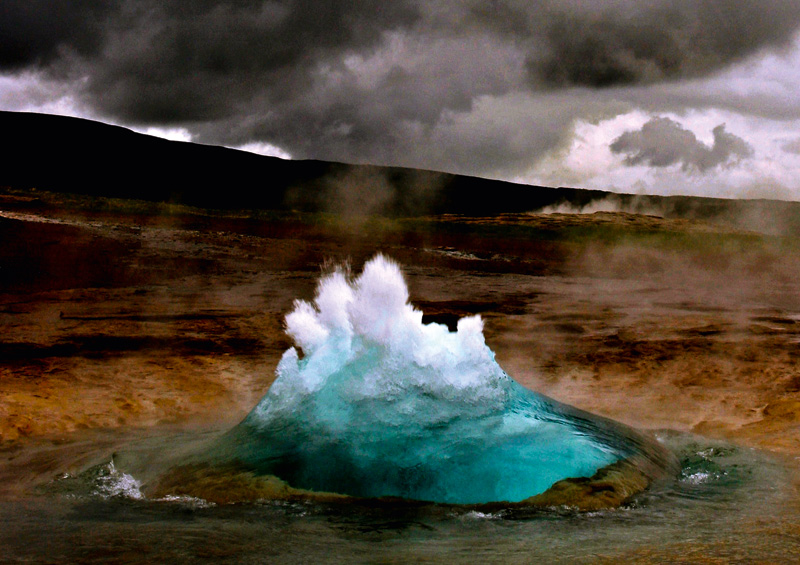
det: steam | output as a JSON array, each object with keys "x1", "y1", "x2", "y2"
[
  {"x1": 310, "y1": 167, "x2": 445, "y2": 217},
  {"x1": 535, "y1": 192, "x2": 800, "y2": 238},
  {"x1": 536, "y1": 193, "x2": 669, "y2": 216}
]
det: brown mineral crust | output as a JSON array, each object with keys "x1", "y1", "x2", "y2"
[
  {"x1": 4, "y1": 192, "x2": 800, "y2": 507},
  {"x1": 147, "y1": 463, "x2": 349, "y2": 505},
  {"x1": 513, "y1": 458, "x2": 653, "y2": 511},
  {"x1": 147, "y1": 455, "x2": 661, "y2": 511}
]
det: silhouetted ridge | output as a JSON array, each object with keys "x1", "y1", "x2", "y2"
[
  {"x1": 3, "y1": 111, "x2": 800, "y2": 228},
  {"x1": 0, "y1": 111, "x2": 604, "y2": 215}
]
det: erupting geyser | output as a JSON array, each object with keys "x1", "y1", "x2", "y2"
[{"x1": 217, "y1": 255, "x2": 674, "y2": 505}]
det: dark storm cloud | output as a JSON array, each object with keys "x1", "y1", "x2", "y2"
[
  {"x1": 782, "y1": 138, "x2": 800, "y2": 155},
  {"x1": 610, "y1": 117, "x2": 754, "y2": 172},
  {"x1": 1, "y1": 0, "x2": 798, "y2": 174},
  {"x1": 84, "y1": 0, "x2": 421, "y2": 123},
  {"x1": 0, "y1": 1, "x2": 111, "y2": 70},
  {"x1": 522, "y1": 0, "x2": 800, "y2": 87}
]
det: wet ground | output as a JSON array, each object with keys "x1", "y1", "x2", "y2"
[{"x1": 3, "y1": 190, "x2": 800, "y2": 561}]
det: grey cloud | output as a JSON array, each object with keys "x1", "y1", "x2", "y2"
[
  {"x1": 0, "y1": 0, "x2": 798, "y2": 179},
  {"x1": 84, "y1": 1, "x2": 421, "y2": 123},
  {"x1": 0, "y1": 1, "x2": 111, "y2": 70},
  {"x1": 610, "y1": 117, "x2": 754, "y2": 172},
  {"x1": 524, "y1": 0, "x2": 800, "y2": 88},
  {"x1": 782, "y1": 138, "x2": 800, "y2": 155}
]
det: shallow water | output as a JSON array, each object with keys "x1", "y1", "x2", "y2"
[{"x1": 2, "y1": 429, "x2": 798, "y2": 563}]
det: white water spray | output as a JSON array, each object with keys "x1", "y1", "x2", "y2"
[{"x1": 229, "y1": 255, "x2": 668, "y2": 504}]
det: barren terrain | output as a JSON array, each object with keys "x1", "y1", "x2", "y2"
[{"x1": 2, "y1": 189, "x2": 800, "y2": 494}]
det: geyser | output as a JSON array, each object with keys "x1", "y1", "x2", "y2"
[{"x1": 221, "y1": 255, "x2": 673, "y2": 505}]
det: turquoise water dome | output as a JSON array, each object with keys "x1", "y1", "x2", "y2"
[{"x1": 225, "y1": 256, "x2": 670, "y2": 505}]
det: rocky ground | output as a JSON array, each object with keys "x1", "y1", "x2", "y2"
[{"x1": 2, "y1": 188, "x2": 800, "y2": 498}]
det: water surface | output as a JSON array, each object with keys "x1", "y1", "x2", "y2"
[{"x1": 1, "y1": 429, "x2": 798, "y2": 563}]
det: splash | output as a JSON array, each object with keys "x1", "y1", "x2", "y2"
[{"x1": 221, "y1": 255, "x2": 672, "y2": 505}]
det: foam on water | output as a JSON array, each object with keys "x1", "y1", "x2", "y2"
[
  {"x1": 225, "y1": 255, "x2": 670, "y2": 504},
  {"x1": 94, "y1": 460, "x2": 144, "y2": 500},
  {"x1": 50, "y1": 459, "x2": 145, "y2": 501}
]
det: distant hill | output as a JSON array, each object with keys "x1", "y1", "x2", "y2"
[
  {"x1": 2, "y1": 111, "x2": 800, "y2": 234},
  {"x1": 0, "y1": 111, "x2": 602, "y2": 216}
]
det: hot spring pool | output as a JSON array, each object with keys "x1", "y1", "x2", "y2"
[
  {"x1": 4, "y1": 429, "x2": 799, "y2": 563},
  {"x1": 5, "y1": 255, "x2": 799, "y2": 562},
  {"x1": 155, "y1": 255, "x2": 676, "y2": 506}
]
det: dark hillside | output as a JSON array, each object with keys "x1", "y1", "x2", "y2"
[
  {"x1": 0, "y1": 111, "x2": 611, "y2": 215},
  {"x1": 3, "y1": 111, "x2": 800, "y2": 233}
]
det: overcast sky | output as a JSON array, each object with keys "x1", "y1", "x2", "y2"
[{"x1": 3, "y1": 1, "x2": 800, "y2": 200}]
